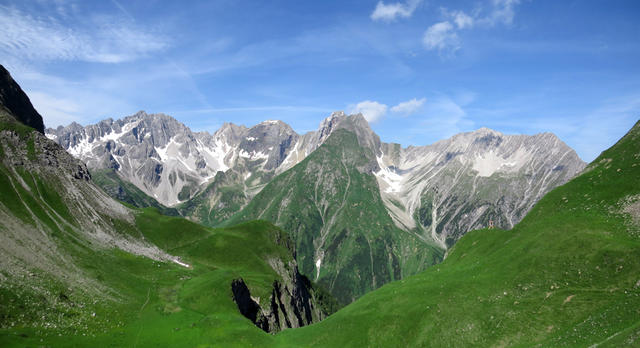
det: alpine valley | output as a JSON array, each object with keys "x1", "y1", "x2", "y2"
[
  {"x1": 2, "y1": 58, "x2": 639, "y2": 348},
  {"x1": 47, "y1": 107, "x2": 585, "y2": 303}
]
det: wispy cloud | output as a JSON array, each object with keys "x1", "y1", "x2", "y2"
[
  {"x1": 28, "y1": 91, "x2": 82, "y2": 127},
  {"x1": 484, "y1": 0, "x2": 521, "y2": 26},
  {"x1": 531, "y1": 95, "x2": 640, "y2": 162},
  {"x1": 0, "y1": 5, "x2": 169, "y2": 64},
  {"x1": 391, "y1": 97, "x2": 426, "y2": 115},
  {"x1": 22, "y1": 77, "x2": 135, "y2": 128},
  {"x1": 348, "y1": 100, "x2": 389, "y2": 123},
  {"x1": 423, "y1": 21, "x2": 459, "y2": 54},
  {"x1": 371, "y1": 0, "x2": 422, "y2": 22},
  {"x1": 423, "y1": 0, "x2": 521, "y2": 54},
  {"x1": 450, "y1": 10, "x2": 474, "y2": 29},
  {"x1": 347, "y1": 97, "x2": 428, "y2": 123},
  {"x1": 408, "y1": 96, "x2": 475, "y2": 140}
]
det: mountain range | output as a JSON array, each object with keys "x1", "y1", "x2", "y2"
[{"x1": 46, "y1": 108, "x2": 585, "y2": 302}]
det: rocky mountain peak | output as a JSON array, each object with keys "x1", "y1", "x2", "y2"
[
  {"x1": 316, "y1": 111, "x2": 347, "y2": 141},
  {"x1": 313, "y1": 111, "x2": 379, "y2": 153},
  {"x1": 473, "y1": 126, "x2": 502, "y2": 135},
  {"x1": 214, "y1": 122, "x2": 248, "y2": 142}
]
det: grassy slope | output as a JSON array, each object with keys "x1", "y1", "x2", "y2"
[
  {"x1": 0, "y1": 207, "x2": 300, "y2": 347},
  {"x1": 277, "y1": 121, "x2": 640, "y2": 347},
  {"x1": 91, "y1": 168, "x2": 180, "y2": 216},
  {"x1": 226, "y1": 129, "x2": 443, "y2": 304}
]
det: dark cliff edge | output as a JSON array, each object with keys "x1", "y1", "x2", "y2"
[
  {"x1": 230, "y1": 248, "x2": 340, "y2": 333},
  {"x1": 0, "y1": 64, "x2": 45, "y2": 134},
  {"x1": 231, "y1": 264, "x2": 338, "y2": 334},
  {"x1": 0, "y1": 83, "x2": 90, "y2": 182}
]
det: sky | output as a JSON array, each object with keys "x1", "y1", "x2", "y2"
[{"x1": 1, "y1": 0, "x2": 639, "y2": 162}]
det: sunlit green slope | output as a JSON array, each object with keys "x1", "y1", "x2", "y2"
[
  {"x1": 0, "y1": 210, "x2": 314, "y2": 347},
  {"x1": 277, "y1": 120, "x2": 640, "y2": 347}
]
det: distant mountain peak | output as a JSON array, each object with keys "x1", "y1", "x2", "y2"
[{"x1": 473, "y1": 127, "x2": 502, "y2": 135}]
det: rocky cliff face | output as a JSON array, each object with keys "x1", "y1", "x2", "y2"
[
  {"x1": 231, "y1": 257, "x2": 328, "y2": 333},
  {"x1": 374, "y1": 127, "x2": 586, "y2": 248}
]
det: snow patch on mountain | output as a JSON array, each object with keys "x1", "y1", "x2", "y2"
[
  {"x1": 374, "y1": 153, "x2": 403, "y2": 193},
  {"x1": 472, "y1": 148, "x2": 532, "y2": 177}
]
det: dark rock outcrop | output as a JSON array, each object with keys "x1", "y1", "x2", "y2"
[
  {"x1": 231, "y1": 278, "x2": 269, "y2": 331},
  {"x1": 0, "y1": 65, "x2": 45, "y2": 133},
  {"x1": 231, "y1": 258, "x2": 333, "y2": 333}
]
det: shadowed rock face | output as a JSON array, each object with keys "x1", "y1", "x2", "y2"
[
  {"x1": 0, "y1": 64, "x2": 45, "y2": 134},
  {"x1": 231, "y1": 278, "x2": 265, "y2": 330},
  {"x1": 231, "y1": 257, "x2": 328, "y2": 333}
]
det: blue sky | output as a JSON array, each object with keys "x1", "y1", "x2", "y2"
[{"x1": 1, "y1": 0, "x2": 639, "y2": 161}]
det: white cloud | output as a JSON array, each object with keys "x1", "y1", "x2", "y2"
[
  {"x1": 371, "y1": 0, "x2": 422, "y2": 22},
  {"x1": 425, "y1": 1, "x2": 521, "y2": 54},
  {"x1": 488, "y1": 0, "x2": 520, "y2": 25},
  {"x1": 349, "y1": 100, "x2": 388, "y2": 123},
  {"x1": 0, "y1": 5, "x2": 168, "y2": 64},
  {"x1": 391, "y1": 97, "x2": 426, "y2": 115},
  {"x1": 423, "y1": 21, "x2": 459, "y2": 52},
  {"x1": 451, "y1": 11, "x2": 474, "y2": 29}
]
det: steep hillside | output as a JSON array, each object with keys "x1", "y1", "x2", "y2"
[
  {"x1": 227, "y1": 128, "x2": 444, "y2": 304},
  {"x1": 177, "y1": 169, "x2": 249, "y2": 225},
  {"x1": 278, "y1": 120, "x2": 640, "y2": 347},
  {"x1": 0, "y1": 83, "x2": 174, "y2": 297},
  {"x1": 0, "y1": 123, "x2": 333, "y2": 343}
]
